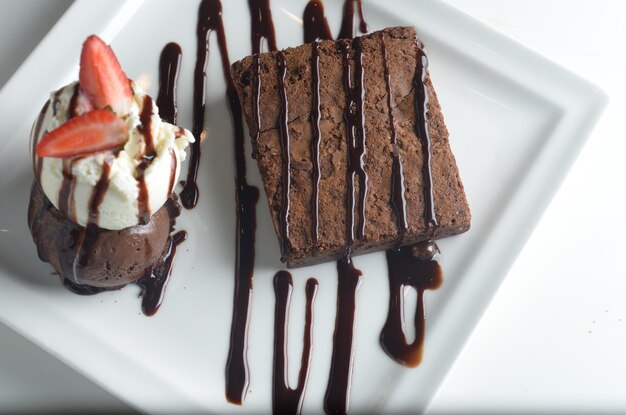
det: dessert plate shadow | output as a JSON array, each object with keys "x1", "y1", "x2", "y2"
[{"x1": 0, "y1": 0, "x2": 606, "y2": 413}]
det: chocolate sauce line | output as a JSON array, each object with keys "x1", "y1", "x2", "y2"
[
  {"x1": 380, "y1": 40, "x2": 442, "y2": 367},
  {"x1": 250, "y1": 0, "x2": 278, "y2": 54},
  {"x1": 310, "y1": 40, "x2": 322, "y2": 252},
  {"x1": 179, "y1": 0, "x2": 215, "y2": 209},
  {"x1": 340, "y1": 38, "x2": 368, "y2": 248},
  {"x1": 157, "y1": 42, "x2": 182, "y2": 125},
  {"x1": 87, "y1": 156, "x2": 113, "y2": 227},
  {"x1": 303, "y1": 1, "x2": 332, "y2": 253},
  {"x1": 136, "y1": 95, "x2": 155, "y2": 225},
  {"x1": 187, "y1": 0, "x2": 261, "y2": 405},
  {"x1": 32, "y1": 101, "x2": 50, "y2": 183},
  {"x1": 380, "y1": 243, "x2": 442, "y2": 367},
  {"x1": 337, "y1": 0, "x2": 368, "y2": 40},
  {"x1": 137, "y1": 230, "x2": 188, "y2": 316},
  {"x1": 250, "y1": 0, "x2": 278, "y2": 149},
  {"x1": 324, "y1": 257, "x2": 362, "y2": 415},
  {"x1": 413, "y1": 45, "x2": 437, "y2": 229},
  {"x1": 67, "y1": 83, "x2": 81, "y2": 120},
  {"x1": 297, "y1": 2, "x2": 369, "y2": 413},
  {"x1": 134, "y1": 41, "x2": 188, "y2": 317},
  {"x1": 273, "y1": 271, "x2": 318, "y2": 415},
  {"x1": 58, "y1": 159, "x2": 79, "y2": 223},
  {"x1": 380, "y1": 32, "x2": 408, "y2": 241},
  {"x1": 68, "y1": 156, "x2": 114, "y2": 284},
  {"x1": 52, "y1": 87, "x2": 64, "y2": 117},
  {"x1": 303, "y1": 0, "x2": 333, "y2": 43},
  {"x1": 276, "y1": 51, "x2": 292, "y2": 259}
]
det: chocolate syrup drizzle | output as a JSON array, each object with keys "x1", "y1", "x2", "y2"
[
  {"x1": 303, "y1": 1, "x2": 332, "y2": 253},
  {"x1": 413, "y1": 47, "x2": 437, "y2": 228},
  {"x1": 250, "y1": 0, "x2": 277, "y2": 54},
  {"x1": 276, "y1": 51, "x2": 292, "y2": 259},
  {"x1": 137, "y1": 230, "x2": 188, "y2": 316},
  {"x1": 340, "y1": 38, "x2": 368, "y2": 247},
  {"x1": 250, "y1": 0, "x2": 278, "y2": 147},
  {"x1": 303, "y1": 0, "x2": 333, "y2": 43},
  {"x1": 273, "y1": 271, "x2": 318, "y2": 415},
  {"x1": 337, "y1": 0, "x2": 368, "y2": 40},
  {"x1": 380, "y1": 242, "x2": 442, "y2": 366},
  {"x1": 157, "y1": 42, "x2": 182, "y2": 125},
  {"x1": 179, "y1": 0, "x2": 214, "y2": 209},
  {"x1": 183, "y1": 0, "x2": 261, "y2": 405},
  {"x1": 31, "y1": 101, "x2": 50, "y2": 183},
  {"x1": 380, "y1": 32, "x2": 408, "y2": 241},
  {"x1": 58, "y1": 159, "x2": 77, "y2": 221},
  {"x1": 379, "y1": 37, "x2": 442, "y2": 366},
  {"x1": 325, "y1": 257, "x2": 362, "y2": 415},
  {"x1": 69, "y1": 156, "x2": 114, "y2": 284},
  {"x1": 67, "y1": 83, "x2": 81, "y2": 120},
  {"x1": 136, "y1": 95, "x2": 155, "y2": 225}
]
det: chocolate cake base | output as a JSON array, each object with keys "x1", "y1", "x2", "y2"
[{"x1": 28, "y1": 183, "x2": 177, "y2": 288}]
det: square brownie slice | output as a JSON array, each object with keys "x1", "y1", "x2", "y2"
[{"x1": 231, "y1": 26, "x2": 470, "y2": 267}]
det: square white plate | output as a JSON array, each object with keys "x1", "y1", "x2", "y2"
[{"x1": 0, "y1": 0, "x2": 606, "y2": 413}]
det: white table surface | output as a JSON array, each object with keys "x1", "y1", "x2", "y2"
[{"x1": 1, "y1": 0, "x2": 624, "y2": 413}]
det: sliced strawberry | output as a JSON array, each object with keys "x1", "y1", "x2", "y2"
[
  {"x1": 36, "y1": 110, "x2": 128, "y2": 158},
  {"x1": 79, "y1": 35, "x2": 133, "y2": 115}
]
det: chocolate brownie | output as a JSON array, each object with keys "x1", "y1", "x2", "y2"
[{"x1": 231, "y1": 26, "x2": 470, "y2": 267}]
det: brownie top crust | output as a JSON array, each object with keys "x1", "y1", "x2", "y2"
[{"x1": 231, "y1": 26, "x2": 470, "y2": 267}]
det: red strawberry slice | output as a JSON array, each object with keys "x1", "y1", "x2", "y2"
[
  {"x1": 79, "y1": 35, "x2": 133, "y2": 115},
  {"x1": 36, "y1": 110, "x2": 128, "y2": 158}
]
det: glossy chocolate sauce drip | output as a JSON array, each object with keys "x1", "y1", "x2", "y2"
[
  {"x1": 180, "y1": 0, "x2": 219, "y2": 209},
  {"x1": 324, "y1": 4, "x2": 369, "y2": 413},
  {"x1": 273, "y1": 271, "x2": 318, "y2": 415},
  {"x1": 380, "y1": 39, "x2": 442, "y2": 367},
  {"x1": 70, "y1": 156, "x2": 113, "y2": 283},
  {"x1": 380, "y1": 242, "x2": 442, "y2": 366},
  {"x1": 52, "y1": 87, "x2": 64, "y2": 117},
  {"x1": 324, "y1": 257, "x2": 362, "y2": 415},
  {"x1": 32, "y1": 101, "x2": 50, "y2": 183},
  {"x1": 276, "y1": 51, "x2": 292, "y2": 259},
  {"x1": 303, "y1": 0, "x2": 333, "y2": 43},
  {"x1": 57, "y1": 159, "x2": 77, "y2": 221},
  {"x1": 337, "y1": 0, "x2": 368, "y2": 40},
  {"x1": 137, "y1": 230, "x2": 188, "y2": 316},
  {"x1": 249, "y1": 0, "x2": 278, "y2": 148},
  {"x1": 380, "y1": 32, "x2": 407, "y2": 241},
  {"x1": 87, "y1": 156, "x2": 113, "y2": 227},
  {"x1": 250, "y1": 0, "x2": 278, "y2": 54},
  {"x1": 157, "y1": 42, "x2": 182, "y2": 125},
  {"x1": 187, "y1": 0, "x2": 261, "y2": 404},
  {"x1": 303, "y1": 0, "x2": 332, "y2": 254},
  {"x1": 67, "y1": 83, "x2": 81, "y2": 120},
  {"x1": 340, "y1": 38, "x2": 368, "y2": 247},
  {"x1": 136, "y1": 95, "x2": 155, "y2": 225},
  {"x1": 413, "y1": 46, "x2": 437, "y2": 228}
]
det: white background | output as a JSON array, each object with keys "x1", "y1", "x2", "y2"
[{"x1": 0, "y1": 0, "x2": 624, "y2": 413}]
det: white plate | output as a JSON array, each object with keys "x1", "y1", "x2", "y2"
[{"x1": 0, "y1": 0, "x2": 607, "y2": 413}]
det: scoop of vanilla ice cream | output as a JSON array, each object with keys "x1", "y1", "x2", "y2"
[{"x1": 32, "y1": 81, "x2": 194, "y2": 230}]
